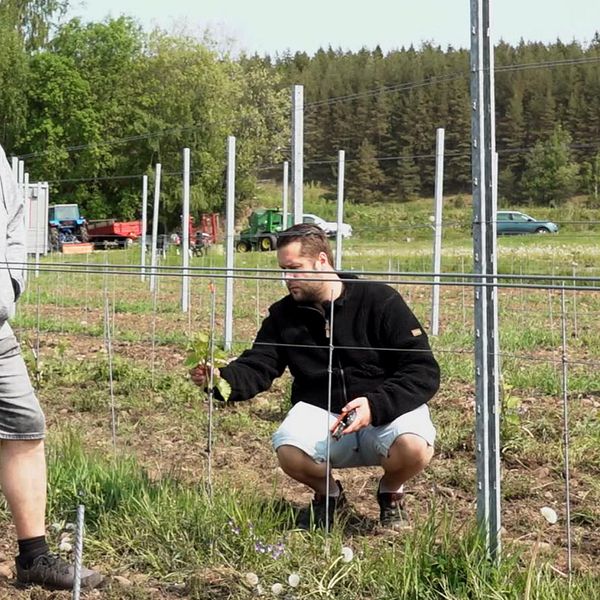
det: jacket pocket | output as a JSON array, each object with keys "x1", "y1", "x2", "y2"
[{"x1": 343, "y1": 365, "x2": 386, "y2": 398}]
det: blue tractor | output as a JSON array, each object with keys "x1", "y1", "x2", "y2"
[{"x1": 48, "y1": 204, "x2": 89, "y2": 251}]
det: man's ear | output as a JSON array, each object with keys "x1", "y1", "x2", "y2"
[{"x1": 317, "y1": 251, "x2": 329, "y2": 267}]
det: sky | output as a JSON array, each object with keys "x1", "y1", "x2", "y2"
[{"x1": 65, "y1": 0, "x2": 600, "y2": 56}]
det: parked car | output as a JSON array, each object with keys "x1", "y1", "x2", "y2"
[
  {"x1": 302, "y1": 213, "x2": 353, "y2": 238},
  {"x1": 496, "y1": 211, "x2": 559, "y2": 235}
]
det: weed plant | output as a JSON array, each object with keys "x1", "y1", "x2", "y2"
[
  {"x1": 4, "y1": 198, "x2": 599, "y2": 597},
  {"x1": 41, "y1": 429, "x2": 597, "y2": 599}
]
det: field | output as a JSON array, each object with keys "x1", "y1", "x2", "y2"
[{"x1": 1, "y1": 197, "x2": 599, "y2": 599}]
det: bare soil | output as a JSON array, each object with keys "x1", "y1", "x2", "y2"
[{"x1": 1, "y1": 289, "x2": 599, "y2": 598}]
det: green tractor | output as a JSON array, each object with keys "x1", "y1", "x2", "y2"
[{"x1": 235, "y1": 208, "x2": 291, "y2": 252}]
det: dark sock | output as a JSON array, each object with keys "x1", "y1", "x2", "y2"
[{"x1": 17, "y1": 536, "x2": 49, "y2": 569}]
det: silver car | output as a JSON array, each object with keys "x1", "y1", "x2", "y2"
[{"x1": 302, "y1": 213, "x2": 353, "y2": 238}]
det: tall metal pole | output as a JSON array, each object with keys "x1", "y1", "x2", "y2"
[
  {"x1": 224, "y1": 136, "x2": 236, "y2": 351},
  {"x1": 150, "y1": 164, "x2": 161, "y2": 292},
  {"x1": 282, "y1": 161, "x2": 289, "y2": 229},
  {"x1": 10, "y1": 157, "x2": 18, "y2": 184},
  {"x1": 334, "y1": 150, "x2": 345, "y2": 271},
  {"x1": 431, "y1": 128, "x2": 445, "y2": 336},
  {"x1": 17, "y1": 162, "x2": 24, "y2": 256},
  {"x1": 140, "y1": 175, "x2": 148, "y2": 281},
  {"x1": 34, "y1": 182, "x2": 42, "y2": 276},
  {"x1": 291, "y1": 85, "x2": 304, "y2": 224},
  {"x1": 181, "y1": 148, "x2": 191, "y2": 312},
  {"x1": 17, "y1": 160, "x2": 24, "y2": 190},
  {"x1": 23, "y1": 172, "x2": 29, "y2": 284},
  {"x1": 470, "y1": 0, "x2": 501, "y2": 559}
]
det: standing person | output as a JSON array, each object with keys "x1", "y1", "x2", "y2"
[
  {"x1": 0, "y1": 143, "x2": 103, "y2": 589},
  {"x1": 190, "y1": 223, "x2": 440, "y2": 530}
]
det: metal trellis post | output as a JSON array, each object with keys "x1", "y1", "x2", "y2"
[
  {"x1": 141, "y1": 175, "x2": 148, "y2": 281},
  {"x1": 470, "y1": 0, "x2": 501, "y2": 559},
  {"x1": 335, "y1": 150, "x2": 345, "y2": 271},
  {"x1": 431, "y1": 128, "x2": 445, "y2": 335},
  {"x1": 282, "y1": 160, "x2": 289, "y2": 228},
  {"x1": 149, "y1": 164, "x2": 161, "y2": 292},
  {"x1": 292, "y1": 84, "x2": 304, "y2": 224},
  {"x1": 182, "y1": 148, "x2": 191, "y2": 312},
  {"x1": 224, "y1": 136, "x2": 236, "y2": 351}
]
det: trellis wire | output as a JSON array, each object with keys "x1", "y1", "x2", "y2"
[
  {"x1": 54, "y1": 252, "x2": 62, "y2": 330},
  {"x1": 560, "y1": 285, "x2": 573, "y2": 580},
  {"x1": 34, "y1": 277, "x2": 41, "y2": 388},
  {"x1": 84, "y1": 253, "x2": 89, "y2": 313},
  {"x1": 150, "y1": 256, "x2": 160, "y2": 388},
  {"x1": 571, "y1": 265, "x2": 578, "y2": 339},
  {"x1": 324, "y1": 288, "x2": 336, "y2": 543},
  {"x1": 187, "y1": 274, "x2": 193, "y2": 338},
  {"x1": 548, "y1": 290, "x2": 561, "y2": 382},
  {"x1": 17, "y1": 257, "x2": 599, "y2": 570},
  {"x1": 461, "y1": 256, "x2": 467, "y2": 326},
  {"x1": 255, "y1": 263, "x2": 260, "y2": 330},
  {"x1": 206, "y1": 282, "x2": 217, "y2": 498},
  {"x1": 112, "y1": 257, "x2": 117, "y2": 338},
  {"x1": 103, "y1": 285, "x2": 117, "y2": 450}
]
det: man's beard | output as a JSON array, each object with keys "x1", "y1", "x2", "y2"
[{"x1": 287, "y1": 280, "x2": 324, "y2": 303}]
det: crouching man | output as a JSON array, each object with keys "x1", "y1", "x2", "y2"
[{"x1": 191, "y1": 224, "x2": 439, "y2": 529}]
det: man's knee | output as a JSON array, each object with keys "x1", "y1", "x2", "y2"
[
  {"x1": 276, "y1": 444, "x2": 315, "y2": 477},
  {"x1": 0, "y1": 438, "x2": 45, "y2": 458},
  {"x1": 388, "y1": 434, "x2": 433, "y2": 468}
]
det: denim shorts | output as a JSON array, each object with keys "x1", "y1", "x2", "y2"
[
  {"x1": 0, "y1": 334, "x2": 46, "y2": 440},
  {"x1": 272, "y1": 401, "x2": 436, "y2": 468}
]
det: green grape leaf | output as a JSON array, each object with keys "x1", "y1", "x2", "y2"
[
  {"x1": 184, "y1": 354, "x2": 201, "y2": 368},
  {"x1": 215, "y1": 378, "x2": 232, "y2": 402},
  {"x1": 185, "y1": 331, "x2": 232, "y2": 402}
]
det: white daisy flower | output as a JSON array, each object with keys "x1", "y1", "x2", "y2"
[
  {"x1": 271, "y1": 582, "x2": 284, "y2": 595},
  {"x1": 288, "y1": 573, "x2": 300, "y2": 588},
  {"x1": 341, "y1": 546, "x2": 354, "y2": 563},
  {"x1": 245, "y1": 572, "x2": 259, "y2": 587}
]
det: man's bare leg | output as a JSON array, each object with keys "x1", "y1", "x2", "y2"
[
  {"x1": 0, "y1": 439, "x2": 46, "y2": 539},
  {"x1": 380, "y1": 433, "x2": 433, "y2": 492},
  {"x1": 276, "y1": 445, "x2": 339, "y2": 496}
]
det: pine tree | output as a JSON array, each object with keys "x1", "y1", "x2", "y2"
[
  {"x1": 522, "y1": 125, "x2": 579, "y2": 206},
  {"x1": 346, "y1": 139, "x2": 385, "y2": 204},
  {"x1": 395, "y1": 147, "x2": 421, "y2": 201}
]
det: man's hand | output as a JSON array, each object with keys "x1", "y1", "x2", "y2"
[
  {"x1": 189, "y1": 364, "x2": 220, "y2": 389},
  {"x1": 330, "y1": 396, "x2": 372, "y2": 435}
]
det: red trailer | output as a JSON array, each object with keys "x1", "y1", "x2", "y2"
[
  {"x1": 188, "y1": 213, "x2": 219, "y2": 244},
  {"x1": 87, "y1": 219, "x2": 142, "y2": 248},
  {"x1": 187, "y1": 213, "x2": 220, "y2": 256}
]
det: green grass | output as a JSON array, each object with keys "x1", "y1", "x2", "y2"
[
  {"x1": 4, "y1": 197, "x2": 599, "y2": 597},
  {"x1": 42, "y1": 429, "x2": 597, "y2": 600}
]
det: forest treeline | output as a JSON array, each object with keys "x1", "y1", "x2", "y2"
[
  {"x1": 1, "y1": 1, "x2": 599, "y2": 223},
  {"x1": 273, "y1": 39, "x2": 600, "y2": 206}
]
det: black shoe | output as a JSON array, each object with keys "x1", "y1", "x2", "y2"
[
  {"x1": 15, "y1": 552, "x2": 104, "y2": 590},
  {"x1": 296, "y1": 481, "x2": 346, "y2": 531},
  {"x1": 377, "y1": 485, "x2": 410, "y2": 530}
]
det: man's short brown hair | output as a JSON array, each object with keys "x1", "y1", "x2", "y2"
[{"x1": 277, "y1": 223, "x2": 335, "y2": 266}]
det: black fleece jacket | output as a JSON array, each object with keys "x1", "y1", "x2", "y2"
[{"x1": 219, "y1": 274, "x2": 440, "y2": 426}]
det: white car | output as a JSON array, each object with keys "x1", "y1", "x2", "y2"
[{"x1": 302, "y1": 213, "x2": 353, "y2": 238}]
